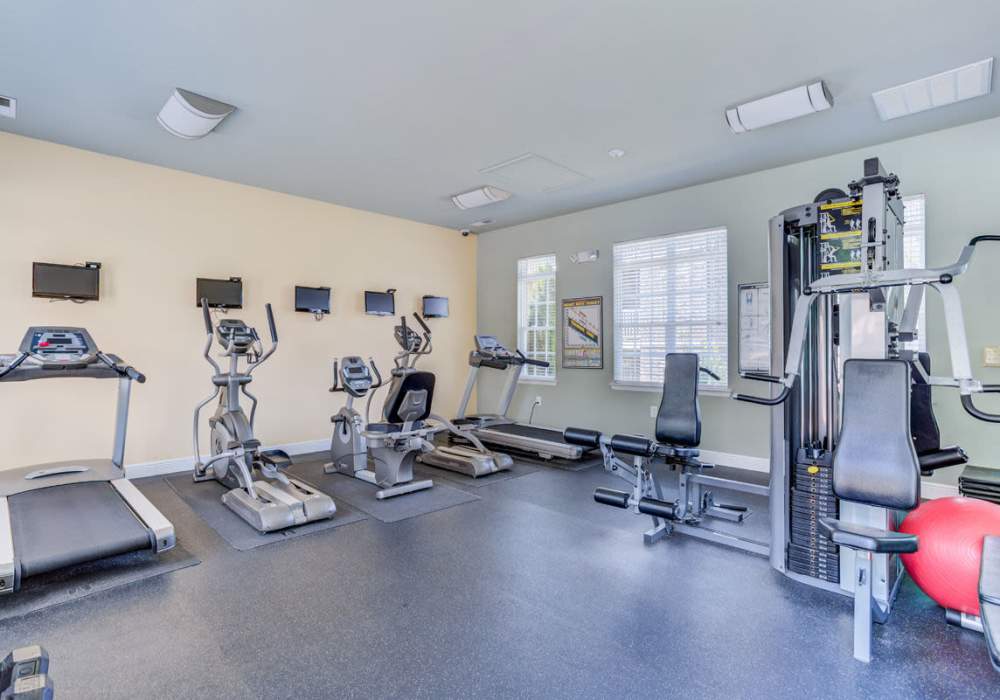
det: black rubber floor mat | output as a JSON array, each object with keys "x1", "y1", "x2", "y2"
[{"x1": 164, "y1": 475, "x2": 366, "y2": 551}]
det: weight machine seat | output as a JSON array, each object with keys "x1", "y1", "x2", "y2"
[
  {"x1": 655, "y1": 354, "x2": 701, "y2": 448},
  {"x1": 832, "y1": 360, "x2": 920, "y2": 510},
  {"x1": 818, "y1": 517, "x2": 918, "y2": 554},
  {"x1": 980, "y1": 536, "x2": 1000, "y2": 671},
  {"x1": 9, "y1": 481, "x2": 153, "y2": 578},
  {"x1": 563, "y1": 427, "x2": 601, "y2": 449}
]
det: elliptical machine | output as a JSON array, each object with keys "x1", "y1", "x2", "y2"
[
  {"x1": 395, "y1": 314, "x2": 513, "y2": 476},
  {"x1": 326, "y1": 338, "x2": 435, "y2": 499},
  {"x1": 193, "y1": 300, "x2": 336, "y2": 531}
]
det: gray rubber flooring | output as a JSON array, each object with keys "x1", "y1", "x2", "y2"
[{"x1": 0, "y1": 464, "x2": 995, "y2": 699}]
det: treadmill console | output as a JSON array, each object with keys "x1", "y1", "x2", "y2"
[
  {"x1": 340, "y1": 356, "x2": 373, "y2": 393},
  {"x1": 216, "y1": 319, "x2": 257, "y2": 353},
  {"x1": 19, "y1": 327, "x2": 98, "y2": 366}
]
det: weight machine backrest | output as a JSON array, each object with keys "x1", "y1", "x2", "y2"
[{"x1": 655, "y1": 353, "x2": 701, "y2": 448}]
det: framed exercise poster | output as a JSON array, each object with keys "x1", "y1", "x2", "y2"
[
  {"x1": 738, "y1": 282, "x2": 771, "y2": 376},
  {"x1": 562, "y1": 296, "x2": 603, "y2": 369}
]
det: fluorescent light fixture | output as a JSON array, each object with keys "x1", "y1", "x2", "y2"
[
  {"x1": 0, "y1": 95, "x2": 15, "y2": 119},
  {"x1": 451, "y1": 186, "x2": 512, "y2": 210},
  {"x1": 871, "y1": 58, "x2": 994, "y2": 121},
  {"x1": 157, "y1": 88, "x2": 235, "y2": 139},
  {"x1": 726, "y1": 81, "x2": 832, "y2": 134}
]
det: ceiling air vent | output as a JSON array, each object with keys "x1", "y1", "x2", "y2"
[{"x1": 0, "y1": 95, "x2": 16, "y2": 119}]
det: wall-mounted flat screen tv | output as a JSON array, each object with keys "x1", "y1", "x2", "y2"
[
  {"x1": 422, "y1": 295, "x2": 449, "y2": 318},
  {"x1": 364, "y1": 290, "x2": 395, "y2": 316},
  {"x1": 295, "y1": 285, "x2": 331, "y2": 314},
  {"x1": 32, "y1": 262, "x2": 100, "y2": 301},
  {"x1": 197, "y1": 277, "x2": 243, "y2": 309}
]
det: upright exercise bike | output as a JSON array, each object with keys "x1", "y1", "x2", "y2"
[{"x1": 193, "y1": 300, "x2": 336, "y2": 531}]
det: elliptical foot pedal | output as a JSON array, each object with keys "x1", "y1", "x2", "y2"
[{"x1": 221, "y1": 486, "x2": 297, "y2": 533}]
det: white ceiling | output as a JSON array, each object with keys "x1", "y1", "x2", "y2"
[{"x1": 2, "y1": 1, "x2": 999, "y2": 233}]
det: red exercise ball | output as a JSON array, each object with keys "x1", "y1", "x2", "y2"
[{"x1": 899, "y1": 496, "x2": 1000, "y2": 616}]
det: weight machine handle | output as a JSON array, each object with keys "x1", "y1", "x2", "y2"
[
  {"x1": 969, "y1": 235, "x2": 1000, "y2": 246},
  {"x1": 961, "y1": 394, "x2": 1000, "y2": 424},
  {"x1": 699, "y1": 367, "x2": 721, "y2": 381},
  {"x1": 733, "y1": 385, "x2": 792, "y2": 406}
]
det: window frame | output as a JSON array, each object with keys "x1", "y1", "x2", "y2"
[
  {"x1": 516, "y1": 253, "x2": 558, "y2": 384},
  {"x1": 902, "y1": 193, "x2": 927, "y2": 353},
  {"x1": 610, "y1": 226, "x2": 730, "y2": 394}
]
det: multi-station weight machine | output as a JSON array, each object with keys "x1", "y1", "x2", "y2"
[{"x1": 734, "y1": 157, "x2": 1000, "y2": 621}]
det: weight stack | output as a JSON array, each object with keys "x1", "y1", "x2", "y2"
[{"x1": 788, "y1": 449, "x2": 839, "y2": 583}]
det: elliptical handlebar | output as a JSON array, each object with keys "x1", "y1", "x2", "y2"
[
  {"x1": 265, "y1": 303, "x2": 278, "y2": 343},
  {"x1": 246, "y1": 304, "x2": 278, "y2": 374},
  {"x1": 201, "y1": 299, "x2": 213, "y2": 335}
]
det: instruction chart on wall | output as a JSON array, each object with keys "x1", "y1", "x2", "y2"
[
  {"x1": 562, "y1": 296, "x2": 603, "y2": 369},
  {"x1": 738, "y1": 282, "x2": 771, "y2": 375}
]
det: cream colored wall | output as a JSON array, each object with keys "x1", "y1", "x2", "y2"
[{"x1": 0, "y1": 132, "x2": 476, "y2": 470}]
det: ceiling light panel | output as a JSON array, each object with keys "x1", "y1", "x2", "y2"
[
  {"x1": 872, "y1": 58, "x2": 994, "y2": 121},
  {"x1": 480, "y1": 153, "x2": 589, "y2": 193}
]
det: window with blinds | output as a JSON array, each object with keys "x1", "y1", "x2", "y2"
[
  {"x1": 902, "y1": 194, "x2": 927, "y2": 351},
  {"x1": 517, "y1": 254, "x2": 557, "y2": 381},
  {"x1": 613, "y1": 228, "x2": 728, "y2": 389}
]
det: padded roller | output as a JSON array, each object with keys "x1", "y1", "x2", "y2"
[
  {"x1": 637, "y1": 497, "x2": 676, "y2": 520},
  {"x1": 564, "y1": 427, "x2": 602, "y2": 449},
  {"x1": 594, "y1": 487, "x2": 630, "y2": 509},
  {"x1": 609, "y1": 434, "x2": 655, "y2": 457},
  {"x1": 918, "y1": 446, "x2": 968, "y2": 475}
]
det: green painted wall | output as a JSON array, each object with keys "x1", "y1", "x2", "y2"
[{"x1": 476, "y1": 115, "x2": 1000, "y2": 485}]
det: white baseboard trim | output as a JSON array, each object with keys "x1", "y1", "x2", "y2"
[
  {"x1": 701, "y1": 450, "x2": 770, "y2": 473},
  {"x1": 124, "y1": 438, "x2": 329, "y2": 480},
  {"x1": 701, "y1": 450, "x2": 960, "y2": 500},
  {"x1": 919, "y1": 480, "x2": 960, "y2": 500}
]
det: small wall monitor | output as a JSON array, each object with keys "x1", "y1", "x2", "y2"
[
  {"x1": 295, "y1": 285, "x2": 331, "y2": 314},
  {"x1": 197, "y1": 277, "x2": 243, "y2": 309},
  {"x1": 364, "y1": 290, "x2": 395, "y2": 317},
  {"x1": 422, "y1": 295, "x2": 449, "y2": 318},
  {"x1": 32, "y1": 262, "x2": 101, "y2": 301}
]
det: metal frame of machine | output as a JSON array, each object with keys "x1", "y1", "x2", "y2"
[{"x1": 0, "y1": 327, "x2": 175, "y2": 594}]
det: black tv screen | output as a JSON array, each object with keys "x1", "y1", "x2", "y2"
[
  {"x1": 422, "y1": 296, "x2": 449, "y2": 318},
  {"x1": 197, "y1": 277, "x2": 243, "y2": 309},
  {"x1": 32, "y1": 262, "x2": 100, "y2": 301},
  {"x1": 295, "y1": 285, "x2": 331, "y2": 314},
  {"x1": 364, "y1": 291, "x2": 395, "y2": 316}
]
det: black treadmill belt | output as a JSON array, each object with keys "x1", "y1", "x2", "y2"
[
  {"x1": 10, "y1": 481, "x2": 151, "y2": 578},
  {"x1": 486, "y1": 423, "x2": 569, "y2": 443}
]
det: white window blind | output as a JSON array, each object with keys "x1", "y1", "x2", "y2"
[
  {"x1": 517, "y1": 254, "x2": 557, "y2": 381},
  {"x1": 613, "y1": 228, "x2": 728, "y2": 389},
  {"x1": 902, "y1": 194, "x2": 926, "y2": 352}
]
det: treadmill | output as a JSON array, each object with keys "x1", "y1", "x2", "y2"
[
  {"x1": 453, "y1": 335, "x2": 590, "y2": 461},
  {"x1": 0, "y1": 327, "x2": 175, "y2": 594}
]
